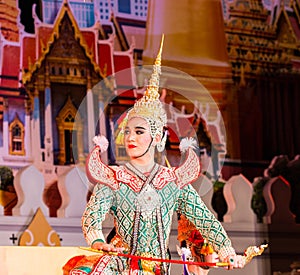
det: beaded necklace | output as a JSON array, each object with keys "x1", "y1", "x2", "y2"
[{"x1": 125, "y1": 163, "x2": 169, "y2": 274}]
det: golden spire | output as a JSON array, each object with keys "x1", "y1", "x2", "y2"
[
  {"x1": 128, "y1": 34, "x2": 167, "y2": 136},
  {"x1": 145, "y1": 33, "x2": 164, "y2": 100},
  {"x1": 116, "y1": 35, "x2": 167, "y2": 149}
]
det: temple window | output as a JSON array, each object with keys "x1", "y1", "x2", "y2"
[
  {"x1": 65, "y1": 113, "x2": 75, "y2": 123},
  {"x1": 56, "y1": 96, "x2": 83, "y2": 165},
  {"x1": 9, "y1": 114, "x2": 25, "y2": 155}
]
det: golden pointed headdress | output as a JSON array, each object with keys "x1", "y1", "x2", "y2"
[{"x1": 116, "y1": 35, "x2": 167, "y2": 150}]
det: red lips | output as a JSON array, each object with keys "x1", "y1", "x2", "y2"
[{"x1": 128, "y1": 144, "x2": 136, "y2": 149}]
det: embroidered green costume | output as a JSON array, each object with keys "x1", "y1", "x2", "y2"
[
  {"x1": 65, "y1": 35, "x2": 237, "y2": 275},
  {"x1": 66, "y1": 145, "x2": 235, "y2": 275}
]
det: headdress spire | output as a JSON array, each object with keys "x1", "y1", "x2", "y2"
[
  {"x1": 144, "y1": 33, "x2": 164, "y2": 100},
  {"x1": 132, "y1": 34, "x2": 165, "y2": 119},
  {"x1": 117, "y1": 35, "x2": 167, "y2": 151}
]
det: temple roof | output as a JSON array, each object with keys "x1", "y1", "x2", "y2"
[
  {"x1": 275, "y1": 9, "x2": 300, "y2": 41},
  {"x1": 22, "y1": 0, "x2": 100, "y2": 85}
]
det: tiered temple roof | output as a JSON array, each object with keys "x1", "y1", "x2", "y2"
[{"x1": 224, "y1": 0, "x2": 298, "y2": 85}]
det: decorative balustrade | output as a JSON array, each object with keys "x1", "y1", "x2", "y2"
[{"x1": 0, "y1": 155, "x2": 299, "y2": 275}]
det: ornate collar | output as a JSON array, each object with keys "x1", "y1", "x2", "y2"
[
  {"x1": 124, "y1": 162, "x2": 159, "y2": 182},
  {"x1": 115, "y1": 164, "x2": 176, "y2": 192}
]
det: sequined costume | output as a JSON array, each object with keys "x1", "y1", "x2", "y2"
[
  {"x1": 65, "y1": 36, "x2": 237, "y2": 275},
  {"x1": 66, "y1": 145, "x2": 234, "y2": 275}
]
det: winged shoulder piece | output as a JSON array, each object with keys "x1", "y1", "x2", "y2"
[
  {"x1": 174, "y1": 139, "x2": 201, "y2": 189},
  {"x1": 86, "y1": 145, "x2": 120, "y2": 190}
]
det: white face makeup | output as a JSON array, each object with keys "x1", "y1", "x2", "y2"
[{"x1": 124, "y1": 117, "x2": 153, "y2": 159}]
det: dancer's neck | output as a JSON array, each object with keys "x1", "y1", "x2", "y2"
[{"x1": 129, "y1": 159, "x2": 155, "y2": 174}]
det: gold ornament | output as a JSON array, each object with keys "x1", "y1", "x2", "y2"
[
  {"x1": 139, "y1": 252, "x2": 157, "y2": 273},
  {"x1": 117, "y1": 35, "x2": 167, "y2": 147},
  {"x1": 243, "y1": 244, "x2": 268, "y2": 264}
]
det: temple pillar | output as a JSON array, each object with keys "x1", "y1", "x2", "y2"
[
  {"x1": 76, "y1": 122, "x2": 85, "y2": 164},
  {"x1": 44, "y1": 63, "x2": 53, "y2": 164},
  {"x1": 32, "y1": 83, "x2": 42, "y2": 164},
  {"x1": 86, "y1": 69, "x2": 95, "y2": 151},
  {"x1": 24, "y1": 96, "x2": 31, "y2": 158},
  {"x1": 2, "y1": 99, "x2": 9, "y2": 156},
  {"x1": 98, "y1": 91, "x2": 108, "y2": 164}
]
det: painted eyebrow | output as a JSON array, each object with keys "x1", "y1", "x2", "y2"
[{"x1": 124, "y1": 126, "x2": 147, "y2": 130}]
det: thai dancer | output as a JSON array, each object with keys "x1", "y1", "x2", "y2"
[{"x1": 65, "y1": 36, "x2": 246, "y2": 275}]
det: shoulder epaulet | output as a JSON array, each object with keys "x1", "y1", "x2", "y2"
[
  {"x1": 174, "y1": 148, "x2": 201, "y2": 189},
  {"x1": 86, "y1": 146, "x2": 120, "y2": 190}
]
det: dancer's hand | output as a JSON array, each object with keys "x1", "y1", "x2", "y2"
[
  {"x1": 225, "y1": 254, "x2": 246, "y2": 269},
  {"x1": 205, "y1": 252, "x2": 219, "y2": 264},
  {"x1": 91, "y1": 241, "x2": 124, "y2": 253}
]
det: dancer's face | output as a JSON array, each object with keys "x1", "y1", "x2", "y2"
[{"x1": 124, "y1": 117, "x2": 153, "y2": 159}]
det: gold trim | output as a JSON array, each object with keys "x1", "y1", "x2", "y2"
[{"x1": 110, "y1": 13, "x2": 129, "y2": 51}]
